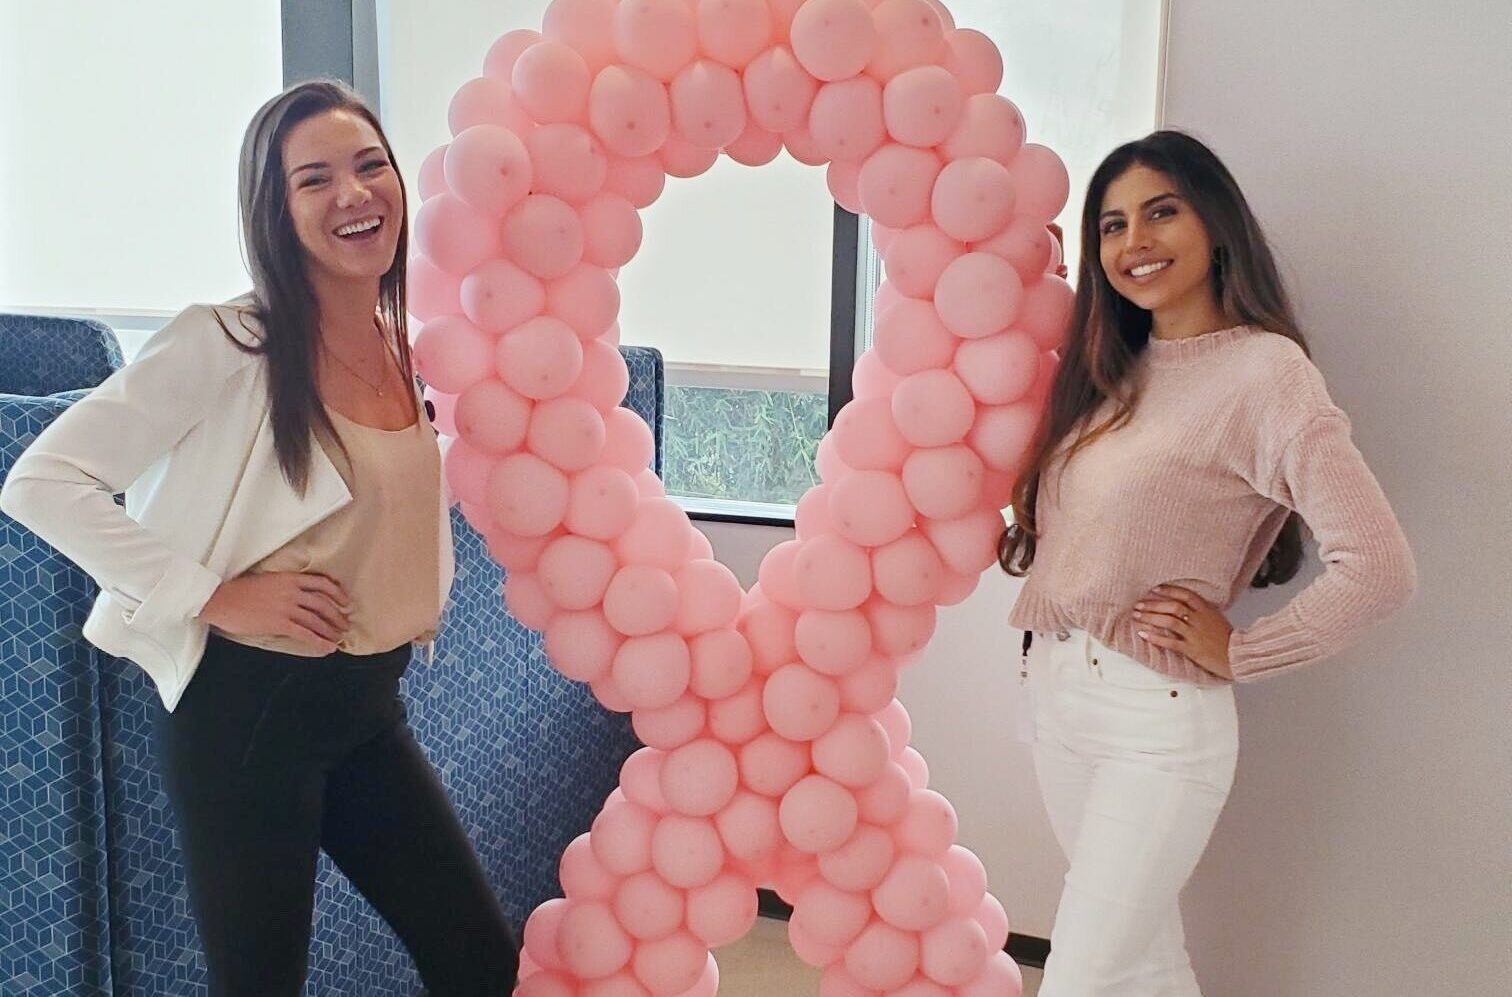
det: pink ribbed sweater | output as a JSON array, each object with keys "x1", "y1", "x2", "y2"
[{"x1": 1008, "y1": 325, "x2": 1416, "y2": 686}]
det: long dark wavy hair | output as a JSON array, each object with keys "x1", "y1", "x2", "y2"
[
  {"x1": 219, "y1": 79, "x2": 413, "y2": 493},
  {"x1": 998, "y1": 130, "x2": 1308, "y2": 588}
]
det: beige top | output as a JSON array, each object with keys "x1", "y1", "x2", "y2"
[{"x1": 219, "y1": 406, "x2": 443, "y2": 657}]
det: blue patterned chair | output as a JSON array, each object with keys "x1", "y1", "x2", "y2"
[
  {"x1": 0, "y1": 315, "x2": 124, "y2": 397},
  {"x1": 2, "y1": 337, "x2": 663, "y2": 996}
]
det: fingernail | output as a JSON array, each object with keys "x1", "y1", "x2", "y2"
[{"x1": 1137, "y1": 631, "x2": 1148, "y2": 639}]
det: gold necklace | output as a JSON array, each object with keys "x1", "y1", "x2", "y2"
[{"x1": 322, "y1": 327, "x2": 398, "y2": 397}]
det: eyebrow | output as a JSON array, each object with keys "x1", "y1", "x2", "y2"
[
  {"x1": 1099, "y1": 192, "x2": 1180, "y2": 221},
  {"x1": 289, "y1": 146, "x2": 386, "y2": 176}
]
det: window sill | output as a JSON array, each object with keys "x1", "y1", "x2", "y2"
[{"x1": 670, "y1": 494, "x2": 796, "y2": 529}]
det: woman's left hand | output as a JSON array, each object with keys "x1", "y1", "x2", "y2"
[{"x1": 1133, "y1": 584, "x2": 1234, "y2": 680}]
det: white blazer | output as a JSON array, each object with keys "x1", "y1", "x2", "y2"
[{"x1": 0, "y1": 297, "x2": 455, "y2": 711}]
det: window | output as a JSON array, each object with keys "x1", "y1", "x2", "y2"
[{"x1": 0, "y1": 1, "x2": 284, "y2": 358}]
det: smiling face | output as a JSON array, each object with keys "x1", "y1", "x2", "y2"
[
  {"x1": 1096, "y1": 163, "x2": 1217, "y2": 320},
  {"x1": 282, "y1": 109, "x2": 403, "y2": 284}
]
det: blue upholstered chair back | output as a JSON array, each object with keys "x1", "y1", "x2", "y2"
[{"x1": 0, "y1": 315, "x2": 124, "y2": 396}]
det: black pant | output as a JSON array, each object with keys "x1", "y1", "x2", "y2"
[{"x1": 153, "y1": 634, "x2": 519, "y2": 996}]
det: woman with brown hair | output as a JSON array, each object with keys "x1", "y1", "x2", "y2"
[
  {"x1": 1001, "y1": 130, "x2": 1415, "y2": 995},
  {"x1": 1, "y1": 81, "x2": 517, "y2": 995}
]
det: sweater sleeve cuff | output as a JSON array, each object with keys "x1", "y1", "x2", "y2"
[{"x1": 122, "y1": 557, "x2": 222, "y2": 633}]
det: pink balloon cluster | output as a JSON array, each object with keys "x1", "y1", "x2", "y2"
[{"x1": 409, "y1": 1, "x2": 1071, "y2": 994}]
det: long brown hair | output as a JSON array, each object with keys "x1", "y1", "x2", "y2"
[
  {"x1": 999, "y1": 130, "x2": 1307, "y2": 588},
  {"x1": 223, "y1": 79, "x2": 413, "y2": 493}
]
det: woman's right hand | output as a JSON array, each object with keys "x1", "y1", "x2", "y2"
[{"x1": 197, "y1": 572, "x2": 351, "y2": 653}]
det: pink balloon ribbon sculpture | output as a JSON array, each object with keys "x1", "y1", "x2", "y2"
[{"x1": 408, "y1": 1, "x2": 1072, "y2": 993}]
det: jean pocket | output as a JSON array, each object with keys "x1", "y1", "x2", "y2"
[{"x1": 1093, "y1": 647, "x2": 1182, "y2": 691}]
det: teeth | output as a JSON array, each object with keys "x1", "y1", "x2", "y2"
[
  {"x1": 336, "y1": 217, "x2": 381, "y2": 237},
  {"x1": 1130, "y1": 261, "x2": 1171, "y2": 278}
]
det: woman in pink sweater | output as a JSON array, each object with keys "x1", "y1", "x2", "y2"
[{"x1": 999, "y1": 131, "x2": 1415, "y2": 995}]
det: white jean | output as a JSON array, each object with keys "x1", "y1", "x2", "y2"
[{"x1": 1028, "y1": 629, "x2": 1238, "y2": 997}]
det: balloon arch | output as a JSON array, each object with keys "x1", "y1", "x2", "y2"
[{"x1": 408, "y1": 1, "x2": 1072, "y2": 993}]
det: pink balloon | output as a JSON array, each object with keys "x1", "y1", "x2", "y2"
[
  {"x1": 919, "y1": 507, "x2": 1005, "y2": 576},
  {"x1": 814, "y1": 434, "x2": 853, "y2": 485},
  {"x1": 461, "y1": 258, "x2": 546, "y2": 334},
  {"x1": 674, "y1": 955, "x2": 720, "y2": 997},
  {"x1": 444, "y1": 438, "x2": 494, "y2": 507},
  {"x1": 707, "y1": 679, "x2": 767, "y2": 744},
  {"x1": 424, "y1": 385, "x2": 459, "y2": 437},
  {"x1": 739, "y1": 596, "x2": 799, "y2": 672},
  {"x1": 897, "y1": 789, "x2": 959, "y2": 857},
  {"x1": 738, "y1": 732, "x2": 812, "y2": 797},
  {"x1": 513, "y1": 40, "x2": 593, "y2": 123},
  {"x1": 960, "y1": 950, "x2": 1023, "y2": 997},
  {"x1": 527, "y1": 123, "x2": 610, "y2": 204},
  {"x1": 606, "y1": 154, "x2": 668, "y2": 208},
  {"x1": 602, "y1": 407, "x2": 658, "y2": 475},
  {"x1": 538, "y1": 534, "x2": 618, "y2": 610},
  {"x1": 810, "y1": 77, "x2": 886, "y2": 163},
  {"x1": 902, "y1": 444, "x2": 984, "y2": 520},
  {"x1": 567, "y1": 464, "x2": 640, "y2": 539},
  {"x1": 697, "y1": 0, "x2": 771, "y2": 69},
  {"x1": 844, "y1": 920, "x2": 920, "y2": 991},
  {"x1": 690, "y1": 528, "x2": 714, "y2": 561},
  {"x1": 633, "y1": 930, "x2": 708, "y2": 994},
  {"x1": 872, "y1": 531, "x2": 946, "y2": 606},
  {"x1": 489, "y1": 453, "x2": 571, "y2": 537},
  {"x1": 449, "y1": 77, "x2": 535, "y2": 137},
  {"x1": 795, "y1": 482, "x2": 837, "y2": 541},
  {"x1": 414, "y1": 194, "x2": 501, "y2": 276},
  {"x1": 651, "y1": 815, "x2": 725, "y2": 888},
  {"x1": 943, "y1": 28, "x2": 1004, "y2": 96},
  {"x1": 891, "y1": 979, "x2": 953, "y2": 997},
  {"x1": 788, "y1": 914, "x2": 844, "y2": 968},
  {"x1": 408, "y1": 254, "x2": 462, "y2": 322},
  {"x1": 661, "y1": 739, "x2": 740, "y2": 817},
  {"x1": 604, "y1": 564, "x2": 680, "y2": 635},
  {"x1": 972, "y1": 893, "x2": 1011, "y2": 953},
  {"x1": 891, "y1": 369, "x2": 976, "y2": 448},
  {"x1": 612, "y1": 632, "x2": 692, "y2": 709},
  {"x1": 884, "y1": 224, "x2": 965, "y2": 298},
  {"x1": 931, "y1": 156, "x2": 1015, "y2": 243},
  {"x1": 968, "y1": 401, "x2": 1038, "y2": 474},
  {"x1": 517, "y1": 972, "x2": 575, "y2": 997},
  {"x1": 671, "y1": 59, "x2": 747, "y2": 149},
  {"x1": 763, "y1": 664, "x2": 841, "y2": 743},
  {"x1": 819, "y1": 965, "x2": 879, "y2": 997},
  {"x1": 867, "y1": 0, "x2": 948, "y2": 81},
  {"x1": 546, "y1": 608, "x2": 623, "y2": 682},
  {"x1": 940, "y1": 845, "x2": 988, "y2": 917},
  {"x1": 795, "y1": 609, "x2": 873, "y2": 677},
  {"x1": 794, "y1": 534, "x2": 874, "y2": 611},
  {"x1": 826, "y1": 470, "x2": 914, "y2": 548},
  {"x1": 524, "y1": 897, "x2": 570, "y2": 970},
  {"x1": 686, "y1": 872, "x2": 758, "y2": 947},
  {"x1": 780, "y1": 775, "x2": 859, "y2": 853},
  {"x1": 791, "y1": 0, "x2": 877, "y2": 81},
  {"x1": 840, "y1": 660, "x2": 901, "y2": 714},
  {"x1": 951, "y1": 330, "x2": 1038, "y2": 405},
  {"x1": 935, "y1": 568, "x2": 978, "y2": 606},
  {"x1": 413, "y1": 315, "x2": 496, "y2": 394},
  {"x1": 689, "y1": 628, "x2": 754, "y2": 699},
  {"x1": 812, "y1": 713, "x2": 891, "y2": 787},
  {"x1": 743, "y1": 45, "x2": 819, "y2": 133},
  {"x1": 818, "y1": 823, "x2": 897, "y2": 892},
  {"x1": 581, "y1": 971, "x2": 651, "y2": 997},
  {"x1": 546, "y1": 264, "x2": 621, "y2": 340},
  {"x1": 613, "y1": 496, "x2": 694, "y2": 570},
  {"x1": 615, "y1": 0, "x2": 698, "y2": 81},
  {"x1": 614, "y1": 870, "x2": 686, "y2": 941},
  {"x1": 570, "y1": 338, "x2": 633, "y2": 413},
  {"x1": 933, "y1": 251, "x2": 1024, "y2": 339},
  {"x1": 592, "y1": 675, "x2": 637, "y2": 713},
  {"x1": 445, "y1": 126, "x2": 533, "y2": 216},
  {"x1": 529, "y1": 396, "x2": 608, "y2": 471},
  {"x1": 975, "y1": 213, "x2": 1055, "y2": 280},
  {"x1": 579, "y1": 192, "x2": 644, "y2": 269},
  {"x1": 724, "y1": 121, "x2": 785, "y2": 166},
  {"x1": 543, "y1": 0, "x2": 618, "y2": 72},
  {"x1": 858, "y1": 143, "x2": 941, "y2": 229},
  {"x1": 1015, "y1": 274, "x2": 1075, "y2": 350},
  {"x1": 562, "y1": 832, "x2": 620, "y2": 900},
  {"x1": 674, "y1": 559, "x2": 742, "y2": 634},
  {"x1": 866, "y1": 599, "x2": 936, "y2": 658},
  {"x1": 870, "y1": 223, "x2": 901, "y2": 254},
  {"x1": 484, "y1": 28, "x2": 545, "y2": 81},
  {"x1": 659, "y1": 134, "x2": 720, "y2": 177},
  {"x1": 941, "y1": 94, "x2": 1025, "y2": 166},
  {"x1": 756, "y1": 539, "x2": 804, "y2": 609},
  {"x1": 715, "y1": 789, "x2": 783, "y2": 867},
  {"x1": 874, "y1": 854, "x2": 950, "y2": 931},
  {"x1": 498, "y1": 315, "x2": 585, "y2": 400},
  {"x1": 831, "y1": 397, "x2": 909, "y2": 470},
  {"x1": 560, "y1": 900, "x2": 635, "y2": 978},
  {"x1": 1009, "y1": 143, "x2": 1071, "y2": 222},
  {"x1": 827, "y1": 161, "x2": 863, "y2": 214},
  {"x1": 871, "y1": 297, "x2": 957, "y2": 375},
  {"x1": 632, "y1": 693, "x2": 707, "y2": 750},
  {"x1": 883, "y1": 66, "x2": 962, "y2": 149},
  {"x1": 782, "y1": 125, "x2": 830, "y2": 166},
  {"x1": 418, "y1": 144, "x2": 449, "y2": 201},
  {"x1": 897, "y1": 746, "x2": 931, "y2": 790},
  {"x1": 792, "y1": 880, "x2": 872, "y2": 949},
  {"x1": 591, "y1": 65, "x2": 674, "y2": 157},
  {"x1": 503, "y1": 194, "x2": 587, "y2": 280}
]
